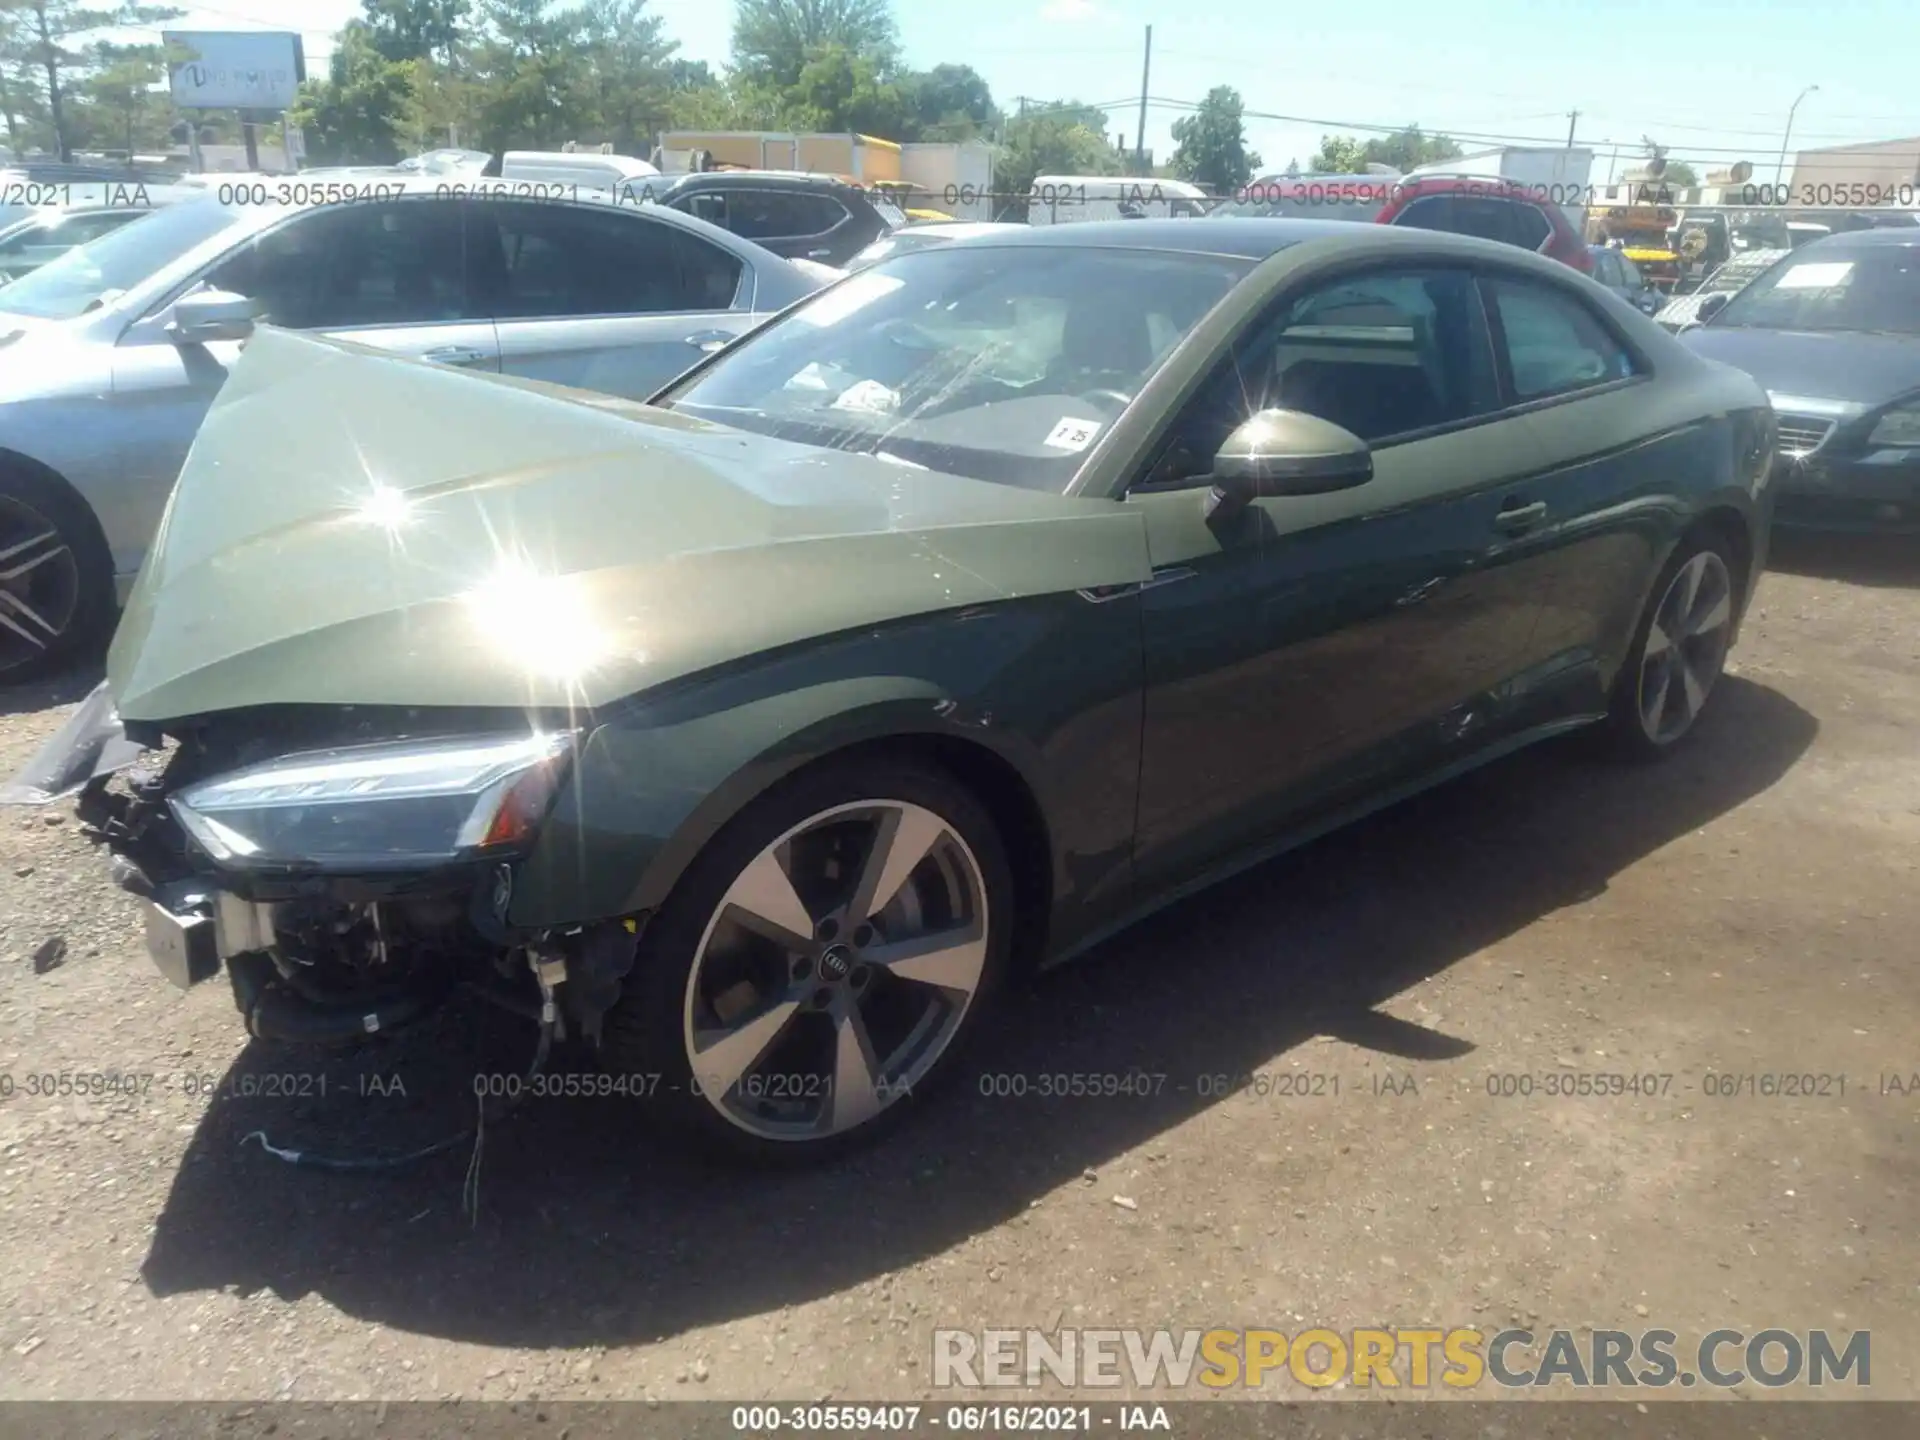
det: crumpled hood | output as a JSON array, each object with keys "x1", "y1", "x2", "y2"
[{"x1": 108, "y1": 327, "x2": 1149, "y2": 722}]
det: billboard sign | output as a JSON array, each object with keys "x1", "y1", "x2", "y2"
[{"x1": 165, "y1": 31, "x2": 306, "y2": 110}]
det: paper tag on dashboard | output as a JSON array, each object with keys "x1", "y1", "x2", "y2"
[
  {"x1": 831, "y1": 379, "x2": 900, "y2": 414},
  {"x1": 1044, "y1": 416, "x2": 1102, "y2": 451}
]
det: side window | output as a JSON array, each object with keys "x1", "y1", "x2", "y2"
[
  {"x1": 1507, "y1": 203, "x2": 1552, "y2": 251},
  {"x1": 209, "y1": 201, "x2": 467, "y2": 329},
  {"x1": 473, "y1": 202, "x2": 743, "y2": 318},
  {"x1": 1394, "y1": 195, "x2": 1454, "y2": 233},
  {"x1": 1620, "y1": 256, "x2": 1646, "y2": 289},
  {"x1": 804, "y1": 195, "x2": 851, "y2": 233},
  {"x1": 723, "y1": 190, "x2": 823, "y2": 240},
  {"x1": 1485, "y1": 276, "x2": 1640, "y2": 401},
  {"x1": 1264, "y1": 269, "x2": 1500, "y2": 442},
  {"x1": 1144, "y1": 267, "x2": 1498, "y2": 483},
  {"x1": 1592, "y1": 250, "x2": 1619, "y2": 286},
  {"x1": 681, "y1": 191, "x2": 727, "y2": 227},
  {"x1": 9, "y1": 212, "x2": 130, "y2": 256},
  {"x1": 1447, "y1": 196, "x2": 1522, "y2": 246}
]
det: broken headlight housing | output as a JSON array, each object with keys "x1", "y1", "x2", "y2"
[{"x1": 168, "y1": 731, "x2": 575, "y2": 871}]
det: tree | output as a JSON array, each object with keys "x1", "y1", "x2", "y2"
[
  {"x1": 21, "y1": 0, "x2": 180, "y2": 159},
  {"x1": 786, "y1": 41, "x2": 905, "y2": 135},
  {"x1": 287, "y1": 22, "x2": 412, "y2": 165},
  {"x1": 0, "y1": 7, "x2": 49, "y2": 151},
  {"x1": 730, "y1": 0, "x2": 898, "y2": 92},
  {"x1": 1168, "y1": 85, "x2": 1259, "y2": 192},
  {"x1": 361, "y1": 0, "x2": 470, "y2": 67},
  {"x1": 75, "y1": 40, "x2": 170, "y2": 155},
  {"x1": 1308, "y1": 124, "x2": 1461, "y2": 175},
  {"x1": 399, "y1": 57, "x2": 475, "y2": 149},
  {"x1": 571, "y1": 0, "x2": 677, "y2": 153},
  {"x1": 994, "y1": 101, "x2": 1122, "y2": 218},
  {"x1": 898, "y1": 62, "x2": 994, "y2": 141},
  {"x1": 1639, "y1": 136, "x2": 1699, "y2": 189},
  {"x1": 464, "y1": 0, "x2": 591, "y2": 151}
]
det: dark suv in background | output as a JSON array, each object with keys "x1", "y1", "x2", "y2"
[
  {"x1": 647, "y1": 171, "x2": 906, "y2": 268},
  {"x1": 1213, "y1": 172, "x2": 1596, "y2": 274}
]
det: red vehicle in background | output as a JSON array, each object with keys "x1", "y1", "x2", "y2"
[{"x1": 1212, "y1": 172, "x2": 1596, "y2": 275}]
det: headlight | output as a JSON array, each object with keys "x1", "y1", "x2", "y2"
[
  {"x1": 169, "y1": 731, "x2": 575, "y2": 870},
  {"x1": 1867, "y1": 403, "x2": 1920, "y2": 448}
]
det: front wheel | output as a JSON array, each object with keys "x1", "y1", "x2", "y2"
[
  {"x1": 1605, "y1": 536, "x2": 1737, "y2": 758},
  {"x1": 602, "y1": 756, "x2": 1014, "y2": 1164},
  {"x1": 0, "y1": 469, "x2": 114, "y2": 684}
]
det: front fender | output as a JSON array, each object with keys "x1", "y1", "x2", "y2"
[{"x1": 508, "y1": 593, "x2": 1144, "y2": 935}]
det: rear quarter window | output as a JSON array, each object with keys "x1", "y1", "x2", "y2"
[{"x1": 1485, "y1": 276, "x2": 1641, "y2": 400}]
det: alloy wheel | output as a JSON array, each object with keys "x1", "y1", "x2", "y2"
[
  {"x1": 1637, "y1": 549, "x2": 1733, "y2": 746},
  {"x1": 0, "y1": 494, "x2": 80, "y2": 676},
  {"x1": 681, "y1": 799, "x2": 991, "y2": 1142}
]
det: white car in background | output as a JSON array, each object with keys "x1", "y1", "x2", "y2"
[
  {"x1": 848, "y1": 221, "x2": 1028, "y2": 269},
  {"x1": 0, "y1": 190, "x2": 195, "y2": 282}
]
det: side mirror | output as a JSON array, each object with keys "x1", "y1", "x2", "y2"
[
  {"x1": 1206, "y1": 409, "x2": 1373, "y2": 520},
  {"x1": 1696, "y1": 291, "x2": 1730, "y2": 323},
  {"x1": 167, "y1": 288, "x2": 263, "y2": 344},
  {"x1": 1638, "y1": 291, "x2": 1663, "y2": 315}
]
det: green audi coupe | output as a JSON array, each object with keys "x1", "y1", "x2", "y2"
[{"x1": 6, "y1": 217, "x2": 1776, "y2": 1163}]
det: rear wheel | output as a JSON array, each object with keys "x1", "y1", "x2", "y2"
[
  {"x1": 0, "y1": 468, "x2": 114, "y2": 684},
  {"x1": 1605, "y1": 535, "x2": 1737, "y2": 758},
  {"x1": 602, "y1": 756, "x2": 1013, "y2": 1164}
]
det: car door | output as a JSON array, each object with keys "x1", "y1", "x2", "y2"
[
  {"x1": 470, "y1": 199, "x2": 754, "y2": 401},
  {"x1": 1128, "y1": 265, "x2": 1557, "y2": 891},
  {"x1": 1477, "y1": 271, "x2": 1673, "y2": 725},
  {"x1": 106, "y1": 197, "x2": 494, "y2": 560}
]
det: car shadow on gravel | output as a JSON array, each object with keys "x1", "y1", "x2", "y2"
[
  {"x1": 1768, "y1": 530, "x2": 1920, "y2": 589},
  {"x1": 0, "y1": 660, "x2": 103, "y2": 718},
  {"x1": 139, "y1": 676, "x2": 1817, "y2": 1349}
]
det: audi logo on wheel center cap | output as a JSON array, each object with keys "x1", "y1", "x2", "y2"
[{"x1": 817, "y1": 943, "x2": 854, "y2": 981}]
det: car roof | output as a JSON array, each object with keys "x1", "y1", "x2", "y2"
[
  {"x1": 902, "y1": 217, "x2": 1607, "y2": 279},
  {"x1": 932, "y1": 216, "x2": 1431, "y2": 259},
  {"x1": 663, "y1": 171, "x2": 852, "y2": 191}
]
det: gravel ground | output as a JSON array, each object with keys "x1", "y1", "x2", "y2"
[{"x1": 0, "y1": 531, "x2": 1917, "y2": 1404}]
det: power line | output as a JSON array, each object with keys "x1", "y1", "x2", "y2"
[{"x1": 1134, "y1": 94, "x2": 1920, "y2": 167}]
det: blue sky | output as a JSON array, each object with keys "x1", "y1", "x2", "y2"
[{"x1": 138, "y1": 0, "x2": 1920, "y2": 186}]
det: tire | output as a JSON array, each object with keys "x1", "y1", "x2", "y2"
[
  {"x1": 0, "y1": 464, "x2": 115, "y2": 685},
  {"x1": 602, "y1": 754, "x2": 1015, "y2": 1165},
  {"x1": 1603, "y1": 531, "x2": 1738, "y2": 760}
]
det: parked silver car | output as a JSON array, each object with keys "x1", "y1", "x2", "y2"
[
  {"x1": 0, "y1": 179, "x2": 823, "y2": 679},
  {"x1": 0, "y1": 188, "x2": 198, "y2": 283}
]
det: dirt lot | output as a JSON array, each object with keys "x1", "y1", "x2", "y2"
[{"x1": 0, "y1": 532, "x2": 1917, "y2": 1406}]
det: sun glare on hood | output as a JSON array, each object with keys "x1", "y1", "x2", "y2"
[
  {"x1": 354, "y1": 484, "x2": 415, "y2": 532},
  {"x1": 462, "y1": 558, "x2": 622, "y2": 684}
]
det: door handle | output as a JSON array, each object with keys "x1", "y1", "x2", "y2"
[
  {"x1": 423, "y1": 345, "x2": 487, "y2": 366},
  {"x1": 807, "y1": 248, "x2": 833, "y2": 260},
  {"x1": 683, "y1": 328, "x2": 733, "y2": 353},
  {"x1": 1493, "y1": 500, "x2": 1548, "y2": 532}
]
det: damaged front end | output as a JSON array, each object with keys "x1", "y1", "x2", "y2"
[{"x1": 11, "y1": 688, "x2": 640, "y2": 1049}]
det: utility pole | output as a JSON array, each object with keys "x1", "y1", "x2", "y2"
[
  {"x1": 1134, "y1": 24, "x2": 1152, "y2": 176},
  {"x1": 1565, "y1": 110, "x2": 1579, "y2": 148},
  {"x1": 1777, "y1": 84, "x2": 1818, "y2": 194}
]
